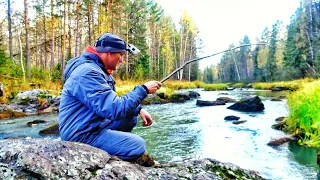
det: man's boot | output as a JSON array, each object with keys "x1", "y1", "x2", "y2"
[{"x1": 134, "y1": 153, "x2": 159, "y2": 167}]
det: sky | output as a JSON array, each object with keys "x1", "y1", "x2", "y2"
[{"x1": 156, "y1": 0, "x2": 301, "y2": 70}]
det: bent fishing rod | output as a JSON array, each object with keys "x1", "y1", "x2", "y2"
[{"x1": 160, "y1": 43, "x2": 267, "y2": 83}]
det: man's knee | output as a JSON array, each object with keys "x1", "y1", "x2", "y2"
[
  {"x1": 126, "y1": 135, "x2": 146, "y2": 159},
  {"x1": 91, "y1": 129, "x2": 146, "y2": 160}
]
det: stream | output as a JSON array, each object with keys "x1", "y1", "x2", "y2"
[{"x1": 0, "y1": 89, "x2": 319, "y2": 179}]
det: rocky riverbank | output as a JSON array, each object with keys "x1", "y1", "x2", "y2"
[
  {"x1": 0, "y1": 138, "x2": 264, "y2": 179},
  {"x1": 0, "y1": 89, "x2": 201, "y2": 120}
]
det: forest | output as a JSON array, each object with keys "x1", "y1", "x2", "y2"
[
  {"x1": 0, "y1": 0, "x2": 319, "y2": 84},
  {"x1": 0, "y1": 0, "x2": 200, "y2": 82},
  {"x1": 203, "y1": 0, "x2": 320, "y2": 83}
]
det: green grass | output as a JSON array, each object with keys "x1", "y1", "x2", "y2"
[
  {"x1": 252, "y1": 78, "x2": 315, "y2": 91},
  {"x1": 115, "y1": 80, "x2": 199, "y2": 97},
  {"x1": 203, "y1": 84, "x2": 228, "y2": 91},
  {"x1": 285, "y1": 80, "x2": 320, "y2": 147},
  {"x1": 232, "y1": 83, "x2": 244, "y2": 88}
]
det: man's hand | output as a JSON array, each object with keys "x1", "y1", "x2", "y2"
[
  {"x1": 144, "y1": 81, "x2": 162, "y2": 94},
  {"x1": 140, "y1": 109, "x2": 153, "y2": 127}
]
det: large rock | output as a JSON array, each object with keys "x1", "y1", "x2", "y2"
[
  {"x1": 0, "y1": 139, "x2": 264, "y2": 179},
  {"x1": 39, "y1": 123, "x2": 59, "y2": 136},
  {"x1": 267, "y1": 136, "x2": 296, "y2": 147},
  {"x1": 196, "y1": 100, "x2": 225, "y2": 106},
  {"x1": 216, "y1": 97, "x2": 237, "y2": 103},
  {"x1": 227, "y1": 96, "x2": 265, "y2": 112},
  {"x1": 271, "y1": 86, "x2": 291, "y2": 91}
]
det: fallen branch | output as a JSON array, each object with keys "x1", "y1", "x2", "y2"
[{"x1": 160, "y1": 43, "x2": 267, "y2": 83}]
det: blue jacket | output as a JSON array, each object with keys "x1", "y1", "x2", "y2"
[{"x1": 59, "y1": 50, "x2": 147, "y2": 143}]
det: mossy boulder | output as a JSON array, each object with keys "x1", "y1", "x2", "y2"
[
  {"x1": 227, "y1": 96, "x2": 264, "y2": 112},
  {"x1": 39, "y1": 123, "x2": 59, "y2": 136}
]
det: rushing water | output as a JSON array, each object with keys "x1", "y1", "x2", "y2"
[{"x1": 0, "y1": 89, "x2": 319, "y2": 179}]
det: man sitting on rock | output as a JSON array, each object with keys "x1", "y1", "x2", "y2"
[{"x1": 58, "y1": 33, "x2": 161, "y2": 166}]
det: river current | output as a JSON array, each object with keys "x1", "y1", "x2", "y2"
[{"x1": 0, "y1": 89, "x2": 319, "y2": 179}]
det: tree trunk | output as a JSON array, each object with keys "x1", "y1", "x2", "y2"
[
  {"x1": 307, "y1": 0, "x2": 314, "y2": 67},
  {"x1": 91, "y1": 1, "x2": 96, "y2": 41},
  {"x1": 35, "y1": 16, "x2": 39, "y2": 66},
  {"x1": 181, "y1": 30, "x2": 188, "y2": 80},
  {"x1": 18, "y1": 28, "x2": 26, "y2": 82},
  {"x1": 157, "y1": 29, "x2": 161, "y2": 79},
  {"x1": 24, "y1": 0, "x2": 30, "y2": 80},
  {"x1": 88, "y1": 2, "x2": 92, "y2": 45},
  {"x1": 79, "y1": 16, "x2": 82, "y2": 52},
  {"x1": 179, "y1": 26, "x2": 184, "y2": 81},
  {"x1": 43, "y1": 0, "x2": 47, "y2": 69},
  {"x1": 98, "y1": 1, "x2": 102, "y2": 35},
  {"x1": 231, "y1": 50, "x2": 241, "y2": 81},
  {"x1": 126, "y1": 14, "x2": 129, "y2": 78},
  {"x1": 51, "y1": 0, "x2": 55, "y2": 76},
  {"x1": 74, "y1": 0, "x2": 80, "y2": 57},
  {"x1": 188, "y1": 42, "x2": 193, "y2": 82},
  {"x1": 109, "y1": 0, "x2": 113, "y2": 33},
  {"x1": 62, "y1": 0, "x2": 66, "y2": 80},
  {"x1": 173, "y1": 27, "x2": 178, "y2": 80},
  {"x1": 68, "y1": 0, "x2": 71, "y2": 59},
  {"x1": 8, "y1": 0, "x2": 13, "y2": 59}
]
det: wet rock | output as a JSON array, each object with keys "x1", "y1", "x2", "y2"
[
  {"x1": 12, "y1": 111, "x2": 26, "y2": 118},
  {"x1": 275, "y1": 117, "x2": 286, "y2": 122},
  {"x1": 272, "y1": 117, "x2": 287, "y2": 130},
  {"x1": 271, "y1": 98, "x2": 282, "y2": 101},
  {"x1": 233, "y1": 120, "x2": 247, "y2": 125},
  {"x1": 156, "y1": 92, "x2": 165, "y2": 99},
  {"x1": 267, "y1": 136, "x2": 296, "y2": 146},
  {"x1": 27, "y1": 120, "x2": 47, "y2": 127},
  {"x1": 38, "y1": 106, "x2": 53, "y2": 115},
  {"x1": 216, "y1": 97, "x2": 237, "y2": 103},
  {"x1": 50, "y1": 96, "x2": 61, "y2": 107},
  {"x1": 271, "y1": 86, "x2": 291, "y2": 91},
  {"x1": 188, "y1": 91, "x2": 200, "y2": 98},
  {"x1": 227, "y1": 87, "x2": 234, "y2": 91},
  {"x1": 218, "y1": 93, "x2": 229, "y2": 95},
  {"x1": 4, "y1": 135, "x2": 28, "y2": 139},
  {"x1": 317, "y1": 152, "x2": 320, "y2": 168},
  {"x1": 0, "y1": 110, "x2": 12, "y2": 119},
  {"x1": 170, "y1": 93, "x2": 190, "y2": 103},
  {"x1": 272, "y1": 122, "x2": 287, "y2": 131},
  {"x1": 224, "y1": 115, "x2": 240, "y2": 121},
  {"x1": 277, "y1": 95, "x2": 287, "y2": 99},
  {"x1": 142, "y1": 94, "x2": 164, "y2": 105},
  {"x1": 196, "y1": 100, "x2": 225, "y2": 106},
  {"x1": 227, "y1": 96, "x2": 265, "y2": 112},
  {"x1": 39, "y1": 123, "x2": 59, "y2": 136}
]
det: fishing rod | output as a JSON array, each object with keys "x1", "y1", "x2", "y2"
[{"x1": 160, "y1": 43, "x2": 267, "y2": 83}]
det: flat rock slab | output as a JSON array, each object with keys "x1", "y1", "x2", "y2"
[{"x1": 0, "y1": 139, "x2": 264, "y2": 179}]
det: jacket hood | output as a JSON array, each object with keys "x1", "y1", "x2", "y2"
[{"x1": 64, "y1": 46, "x2": 106, "y2": 81}]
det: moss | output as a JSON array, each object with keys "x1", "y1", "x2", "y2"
[
  {"x1": 206, "y1": 164, "x2": 253, "y2": 179},
  {"x1": 20, "y1": 97, "x2": 30, "y2": 105}
]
